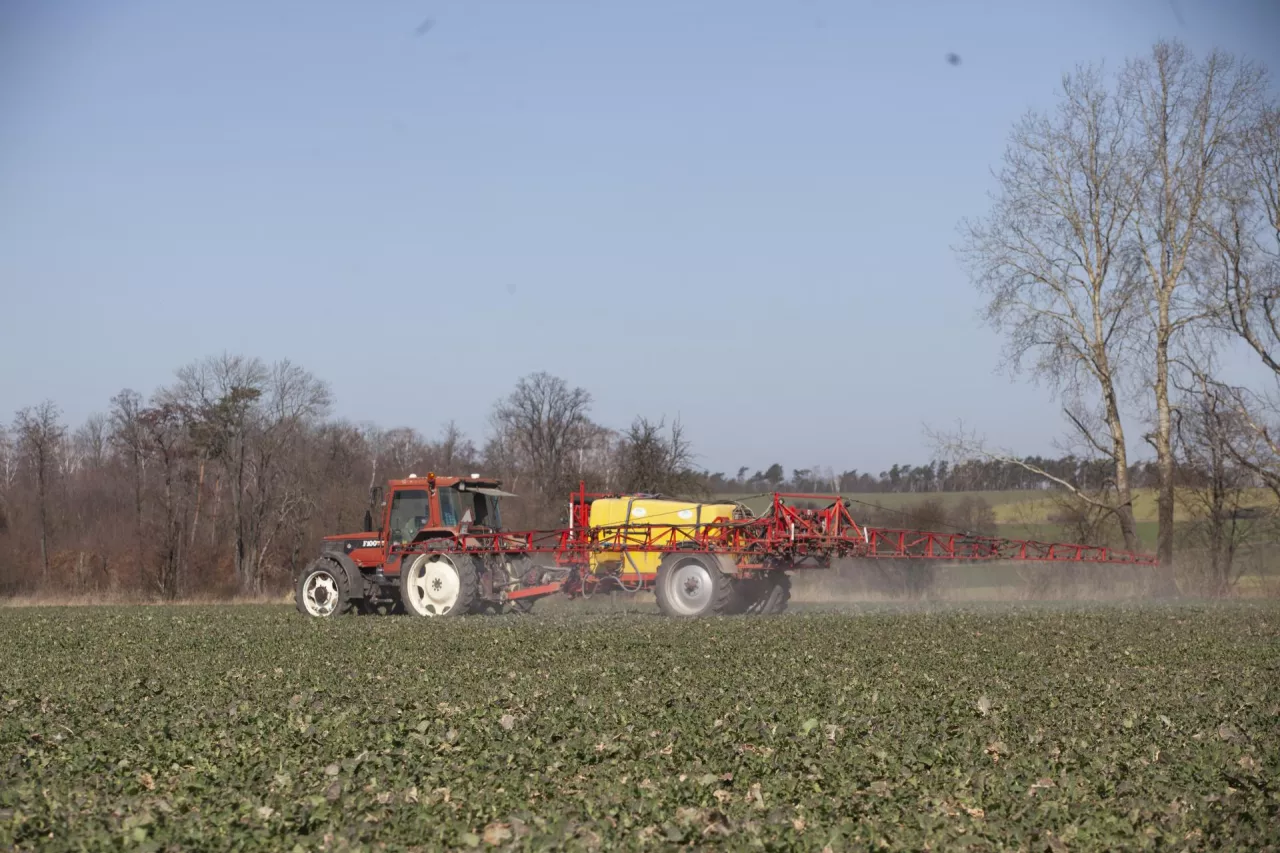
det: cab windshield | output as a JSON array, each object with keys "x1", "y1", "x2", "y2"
[{"x1": 439, "y1": 487, "x2": 502, "y2": 530}]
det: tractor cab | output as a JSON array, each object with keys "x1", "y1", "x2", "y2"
[
  {"x1": 385, "y1": 473, "x2": 511, "y2": 544},
  {"x1": 320, "y1": 473, "x2": 515, "y2": 569}
]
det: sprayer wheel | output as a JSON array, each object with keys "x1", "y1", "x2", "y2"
[
  {"x1": 757, "y1": 572, "x2": 791, "y2": 614},
  {"x1": 654, "y1": 552, "x2": 735, "y2": 618},
  {"x1": 739, "y1": 572, "x2": 790, "y2": 615},
  {"x1": 729, "y1": 577, "x2": 764, "y2": 614}
]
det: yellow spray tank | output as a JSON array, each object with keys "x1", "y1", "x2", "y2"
[{"x1": 587, "y1": 496, "x2": 742, "y2": 579}]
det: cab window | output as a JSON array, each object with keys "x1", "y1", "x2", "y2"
[
  {"x1": 439, "y1": 488, "x2": 501, "y2": 529},
  {"x1": 438, "y1": 489, "x2": 461, "y2": 527},
  {"x1": 476, "y1": 493, "x2": 501, "y2": 528},
  {"x1": 388, "y1": 489, "x2": 430, "y2": 544}
]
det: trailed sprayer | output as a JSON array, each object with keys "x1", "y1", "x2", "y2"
[{"x1": 295, "y1": 473, "x2": 1158, "y2": 618}]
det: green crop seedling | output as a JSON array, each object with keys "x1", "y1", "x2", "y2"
[{"x1": 1, "y1": 603, "x2": 1277, "y2": 850}]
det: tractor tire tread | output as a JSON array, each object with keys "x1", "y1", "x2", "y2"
[
  {"x1": 761, "y1": 572, "x2": 791, "y2": 614},
  {"x1": 654, "y1": 552, "x2": 737, "y2": 618},
  {"x1": 400, "y1": 552, "x2": 480, "y2": 617},
  {"x1": 296, "y1": 557, "x2": 355, "y2": 618}
]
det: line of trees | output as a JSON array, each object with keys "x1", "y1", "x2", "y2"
[
  {"x1": 0, "y1": 362, "x2": 713, "y2": 597},
  {"x1": 946, "y1": 39, "x2": 1280, "y2": 595},
  {"x1": 696, "y1": 457, "x2": 1162, "y2": 495}
]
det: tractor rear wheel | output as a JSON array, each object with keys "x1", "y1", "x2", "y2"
[
  {"x1": 400, "y1": 552, "x2": 479, "y2": 617},
  {"x1": 296, "y1": 558, "x2": 354, "y2": 618},
  {"x1": 654, "y1": 552, "x2": 736, "y2": 618}
]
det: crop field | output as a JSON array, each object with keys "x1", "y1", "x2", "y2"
[{"x1": 3, "y1": 603, "x2": 1278, "y2": 851}]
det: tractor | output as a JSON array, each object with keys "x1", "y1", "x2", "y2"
[
  {"x1": 294, "y1": 472, "x2": 553, "y2": 618},
  {"x1": 297, "y1": 474, "x2": 1161, "y2": 620}
]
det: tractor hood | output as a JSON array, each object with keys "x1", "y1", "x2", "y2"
[{"x1": 323, "y1": 532, "x2": 377, "y2": 542}]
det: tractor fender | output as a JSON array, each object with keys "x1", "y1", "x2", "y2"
[{"x1": 315, "y1": 553, "x2": 367, "y2": 600}]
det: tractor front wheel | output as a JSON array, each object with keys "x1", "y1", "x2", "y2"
[
  {"x1": 296, "y1": 559, "x2": 354, "y2": 618},
  {"x1": 654, "y1": 552, "x2": 736, "y2": 618},
  {"x1": 400, "y1": 552, "x2": 479, "y2": 617}
]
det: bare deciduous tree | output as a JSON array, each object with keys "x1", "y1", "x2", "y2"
[
  {"x1": 618, "y1": 416, "x2": 702, "y2": 497},
  {"x1": 169, "y1": 354, "x2": 331, "y2": 594},
  {"x1": 138, "y1": 403, "x2": 189, "y2": 598},
  {"x1": 489, "y1": 372, "x2": 593, "y2": 500},
  {"x1": 13, "y1": 401, "x2": 66, "y2": 585},
  {"x1": 954, "y1": 40, "x2": 1276, "y2": 594},
  {"x1": 1201, "y1": 103, "x2": 1280, "y2": 497},
  {"x1": 955, "y1": 61, "x2": 1146, "y2": 552},
  {"x1": 1174, "y1": 388, "x2": 1264, "y2": 597},
  {"x1": 0, "y1": 427, "x2": 13, "y2": 560},
  {"x1": 109, "y1": 389, "x2": 148, "y2": 581},
  {"x1": 74, "y1": 414, "x2": 110, "y2": 472},
  {"x1": 1126, "y1": 42, "x2": 1270, "y2": 579},
  {"x1": 438, "y1": 420, "x2": 476, "y2": 472}
]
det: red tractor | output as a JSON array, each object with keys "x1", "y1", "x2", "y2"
[{"x1": 294, "y1": 472, "x2": 551, "y2": 618}]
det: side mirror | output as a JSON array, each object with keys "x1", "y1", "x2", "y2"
[{"x1": 363, "y1": 509, "x2": 374, "y2": 532}]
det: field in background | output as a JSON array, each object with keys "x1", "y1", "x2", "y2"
[
  {"x1": 3, "y1": 603, "x2": 1276, "y2": 851},
  {"x1": 722, "y1": 487, "x2": 1278, "y2": 523},
  {"x1": 722, "y1": 489, "x2": 1039, "y2": 517}
]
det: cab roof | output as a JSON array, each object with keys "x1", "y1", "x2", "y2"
[{"x1": 387, "y1": 474, "x2": 504, "y2": 490}]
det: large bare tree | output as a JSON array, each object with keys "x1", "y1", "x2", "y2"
[
  {"x1": 489, "y1": 372, "x2": 593, "y2": 500},
  {"x1": 1203, "y1": 103, "x2": 1280, "y2": 497},
  {"x1": 955, "y1": 62, "x2": 1147, "y2": 552},
  {"x1": 1125, "y1": 42, "x2": 1270, "y2": 576},
  {"x1": 12, "y1": 401, "x2": 66, "y2": 585},
  {"x1": 955, "y1": 40, "x2": 1275, "y2": 593},
  {"x1": 437, "y1": 420, "x2": 477, "y2": 473},
  {"x1": 137, "y1": 402, "x2": 191, "y2": 598}
]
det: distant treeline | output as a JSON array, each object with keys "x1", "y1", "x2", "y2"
[{"x1": 694, "y1": 458, "x2": 1160, "y2": 496}]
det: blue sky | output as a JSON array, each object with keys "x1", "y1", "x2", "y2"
[{"x1": 2, "y1": 0, "x2": 1277, "y2": 476}]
